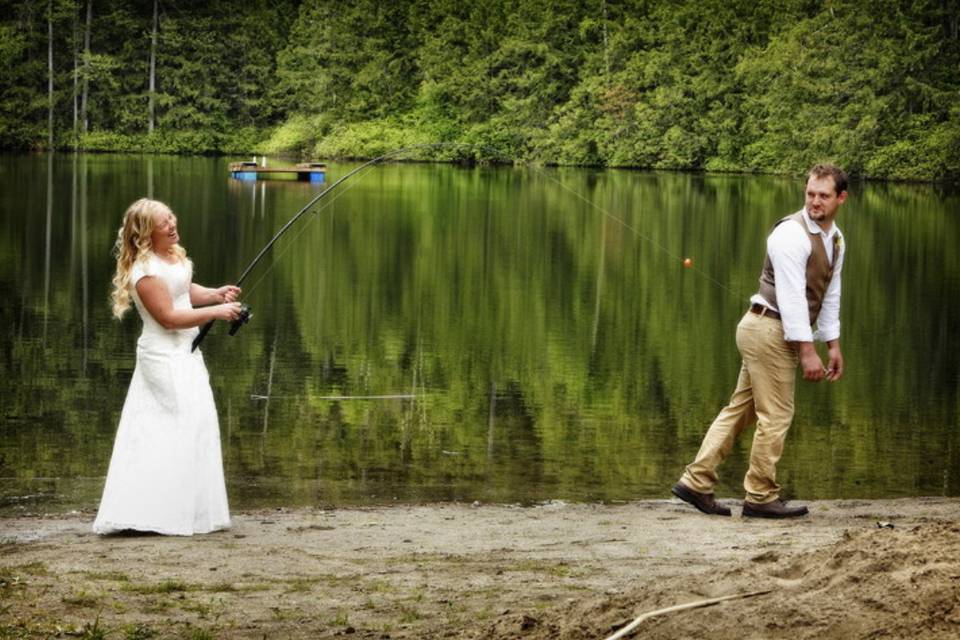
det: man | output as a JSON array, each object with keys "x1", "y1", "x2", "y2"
[{"x1": 672, "y1": 164, "x2": 848, "y2": 519}]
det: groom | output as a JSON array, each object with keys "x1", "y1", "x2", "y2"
[{"x1": 672, "y1": 164, "x2": 849, "y2": 519}]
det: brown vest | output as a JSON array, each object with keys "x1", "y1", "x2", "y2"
[{"x1": 757, "y1": 211, "x2": 839, "y2": 325}]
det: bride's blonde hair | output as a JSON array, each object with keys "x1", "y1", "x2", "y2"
[{"x1": 110, "y1": 198, "x2": 189, "y2": 319}]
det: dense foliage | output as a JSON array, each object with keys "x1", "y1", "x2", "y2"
[{"x1": 2, "y1": 0, "x2": 959, "y2": 180}]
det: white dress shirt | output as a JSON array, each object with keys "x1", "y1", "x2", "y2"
[{"x1": 749, "y1": 208, "x2": 844, "y2": 343}]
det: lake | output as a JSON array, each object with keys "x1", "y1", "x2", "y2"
[{"x1": 1, "y1": 153, "x2": 958, "y2": 513}]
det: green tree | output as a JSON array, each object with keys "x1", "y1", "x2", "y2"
[
  {"x1": 736, "y1": 0, "x2": 960, "y2": 179},
  {"x1": 1, "y1": 0, "x2": 958, "y2": 179},
  {"x1": 275, "y1": 0, "x2": 419, "y2": 120}
]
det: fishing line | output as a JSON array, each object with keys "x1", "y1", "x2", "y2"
[
  {"x1": 242, "y1": 142, "x2": 738, "y2": 305},
  {"x1": 237, "y1": 142, "x2": 745, "y2": 404},
  {"x1": 240, "y1": 161, "x2": 380, "y2": 298},
  {"x1": 218, "y1": 140, "x2": 747, "y2": 369},
  {"x1": 238, "y1": 143, "x2": 513, "y2": 300},
  {"x1": 194, "y1": 144, "x2": 479, "y2": 352},
  {"x1": 538, "y1": 170, "x2": 739, "y2": 297}
]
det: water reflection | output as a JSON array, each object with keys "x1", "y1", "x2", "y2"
[{"x1": 1, "y1": 154, "x2": 958, "y2": 513}]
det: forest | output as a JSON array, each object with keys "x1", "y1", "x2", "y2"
[{"x1": 1, "y1": 0, "x2": 959, "y2": 181}]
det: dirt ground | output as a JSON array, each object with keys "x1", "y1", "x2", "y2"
[{"x1": 1, "y1": 497, "x2": 959, "y2": 639}]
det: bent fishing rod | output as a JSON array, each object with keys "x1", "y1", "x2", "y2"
[{"x1": 191, "y1": 144, "x2": 447, "y2": 352}]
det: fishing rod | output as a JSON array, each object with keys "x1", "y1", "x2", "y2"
[
  {"x1": 192, "y1": 140, "x2": 730, "y2": 353},
  {"x1": 191, "y1": 144, "x2": 458, "y2": 352}
]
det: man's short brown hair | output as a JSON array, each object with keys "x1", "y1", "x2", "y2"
[{"x1": 809, "y1": 164, "x2": 848, "y2": 195}]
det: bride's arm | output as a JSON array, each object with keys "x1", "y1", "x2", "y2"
[
  {"x1": 190, "y1": 283, "x2": 241, "y2": 306},
  {"x1": 138, "y1": 277, "x2": 241, "y2": 329}
]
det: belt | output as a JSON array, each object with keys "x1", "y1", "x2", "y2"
[{"x1": 749, "y1": 303, "x2": 781, "y2": 320}]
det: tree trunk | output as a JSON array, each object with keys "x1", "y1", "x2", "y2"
[
  {"x1": 148, "y1": 0, "x2": 158, "y2": 133},
  {"x1": 81, "y1": 0, "x2": 92, "y2": 134},
  {"x1": 48, "y1": 0, "x2": 54, "y2": 148},
  {"x1": 947, "y1": 0, "x2": 959, "y2": 40},
  {"x1": 73, "y1": 5, "x2": 79, "y2": 138},
  {"x1": 43, "y1": 153, "x2": 53, "y2": 342},
  {"x1": 601, "y1": 0, "x2": 610, "y2": 84},
  {"x1": 80, "y1": 155, "x2": 89, "y2": 373}
]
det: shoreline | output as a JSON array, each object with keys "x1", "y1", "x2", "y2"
[
  {"x1": 6, "y1": 150, "x2": 956, "y2": 186},
  {"x1": 2, "y1": 497, "x2": 959, "y2": 638}
]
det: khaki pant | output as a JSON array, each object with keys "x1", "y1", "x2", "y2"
[{"x1": 679, "y1": 311, "x2": 799, "y2": 504}]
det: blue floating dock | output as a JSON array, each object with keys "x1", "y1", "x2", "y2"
[{"x1": 229, "y1": 161, "x2": 326, "y2": 183}]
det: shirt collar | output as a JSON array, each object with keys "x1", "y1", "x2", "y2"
[{"x1": 801, "y1": 207, "x2": 839, "y2": 240}]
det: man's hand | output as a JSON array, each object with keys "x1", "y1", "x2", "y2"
[
  {"x1": 825, "y1": 340, "x2": 844, "y2": 381},
  {"x1": 797, "y1": 342, "x2": 825, "y2": 382}
]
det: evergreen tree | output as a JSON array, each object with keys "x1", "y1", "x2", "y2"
[{"x1": 0, "y1": 0, "x2": 957, "y2": 180}]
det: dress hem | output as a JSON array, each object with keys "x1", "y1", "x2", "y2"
[{"x1": 92, "y1": 520, "x2": 231, "y2": 537}]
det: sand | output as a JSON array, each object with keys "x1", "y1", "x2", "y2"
[{"x1": 1, "y1": 497, "x2": 958, "y2": 639}]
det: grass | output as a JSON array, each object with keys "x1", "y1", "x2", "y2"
[
  {"x1": 63, "y1": 591, "x2": 102, "y2": 608},
  {"x1": 10, "y1": 562, "x2": 49, "y2": 576},
  {"x1": 123, "y1": 579, "x2": 191, "y2": 595},
  {"x1": 178, "y1": 598, "x2": 213, "y2": 618},
  {"x1": 82, "y1": 570, "x2": 131, "y2": 582},
  {"x1": 269, "y1": 606, "x2": 301, "y2": 622},
  {"x1": 407, "y1": 588, "x2": 427, "y2": 603},
  {"x1": 510, "y1": 559, "x2": 576, "y2": 577},
  {"x1": 279, "y1": 573, "x2": 350, "y2": 593},
  {"x1": 361, "y1": 578, "x2": 395, "y2": 594},
  {"x1": 475, "y1": 605, "x2": 497, "y2": 621},
  {"x1": 0, "y1": 561, "x2": 49, "y2": 595},
  {"x1": 398, "y1": 605, "x2": 422, "y2": 624},
  {"x1": 77, "y1": 615, "x2": 110, "y2": 640},
  {"x1": 141, "y1": 599, "x2": 175, "y2": 614},
  {"x1": 0, "y1": 568, "x2": 25, "y2": 595},
  {"x1": 184, "y1": 627, "x2": 216, "y2": 640},
  {"x1": 327, "y1": 610, "x2": 350, "y2": 626},
  {"x1": 283, "y1": 579, "x2": 315, "y2": 593},
  {"x1": 122, "y1": 623, "x2": 158, "y2": 639}
]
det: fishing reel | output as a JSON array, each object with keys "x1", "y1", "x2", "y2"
[{"x1": 228, "y1": 303, "x2": 253, "y2": 336}]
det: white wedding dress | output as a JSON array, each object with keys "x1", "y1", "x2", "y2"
[{"x1": 93, "y1": 253, "x2": 230, "y2": 535}]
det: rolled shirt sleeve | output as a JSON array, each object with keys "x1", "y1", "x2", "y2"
[
  {"x1": 767, "y1": 220, "x2": 816, "y2": 343},
  {"x1": 813, "y1": 234, "x2": 843, "y2": 342}
]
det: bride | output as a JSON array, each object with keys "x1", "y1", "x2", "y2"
[{"x1": 93, "y1": 198, "x2": 242, "y2": 536}]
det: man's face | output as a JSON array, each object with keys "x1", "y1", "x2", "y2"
[{"x1": 805, "y1": 175, "x2": 847, "y2": 227}]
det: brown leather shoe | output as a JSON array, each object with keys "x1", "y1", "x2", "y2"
[
  {"x1": 742, "y1": 499, "x2": 809, "y2": 519},
  {"x1": 671, "y1": 483, "x2": 731, "y2": 516}
]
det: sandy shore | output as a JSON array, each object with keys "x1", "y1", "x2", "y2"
[{"x1": 2, "y1": 497, "x2": 959, "y2": 639}]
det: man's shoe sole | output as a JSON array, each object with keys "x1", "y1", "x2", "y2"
[
  {"x1": 742, "y1": 504, "x2": 809, "y2": 519},
  {"x1": 671, "y1": 483, "x2": 731, "y2": 516}
]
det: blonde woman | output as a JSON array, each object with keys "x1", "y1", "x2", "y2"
[{"x1": 93, "y1": 198, "x2": 242, "y2": 536}]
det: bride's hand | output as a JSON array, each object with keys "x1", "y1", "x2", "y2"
[
  {"x1": 216, "y1": 285, "x2": 241, "y2": 303},
  {"x1": 213, "y1": 302, "x2": 242, "y2": 322}
]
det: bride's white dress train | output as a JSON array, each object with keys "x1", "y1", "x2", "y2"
[{"x1": 93, "y1": 254, "x2": 230, "y2": 535}]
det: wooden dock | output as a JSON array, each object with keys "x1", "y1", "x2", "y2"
[{"x1": 229, "y1": 161, "x2": 327, "y2": 182}]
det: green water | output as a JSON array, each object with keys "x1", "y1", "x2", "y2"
[{"x1": 1, "y1": 153, "x2": 958, "y2": 513}]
